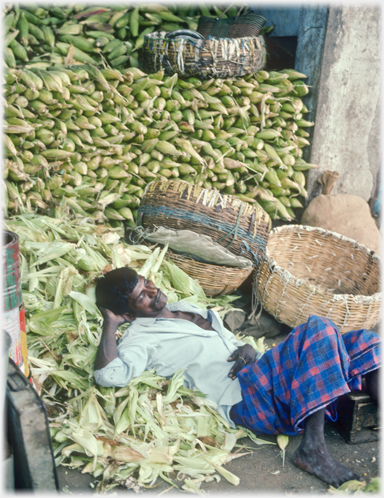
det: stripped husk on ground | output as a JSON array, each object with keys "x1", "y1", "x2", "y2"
[{"x1": 4, "y1": 213, "x2": 274, "y2": 492}]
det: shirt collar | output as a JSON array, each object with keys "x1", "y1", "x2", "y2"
[
  {"x1": 130, "y1": 303, "x2": 209, "y2": 327},
  {"x1": 131, "y1": 304, "x2": 173, "y2": 327},
  {"x1": 132, "y1": 316, "x2": 157, "y2": 327}
]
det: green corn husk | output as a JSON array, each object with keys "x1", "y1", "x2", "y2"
[
  {"x1": 9, "y1": 38, "x2": 29, "y2": 61},
  {"x1": 5, "y1": 47, "x2": 17, "y2": 68},
  {"x1": 277, "y1": 434, "x2": 289, "y2": 467}
]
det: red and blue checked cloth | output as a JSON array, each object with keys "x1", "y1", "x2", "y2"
[{"x1": 230, "y1": 315, "x2": 381, "y2": 436}]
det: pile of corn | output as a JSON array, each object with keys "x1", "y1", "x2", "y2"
[
  {"x1": 3, "y1": 4, "x2": 267, "y2": 70},
  {"x1": 4, "y1": 62, "x2": 317, "y2": 226},
  {"x1": 5, "y1": 213, "x2": 271, "y2": 492}
]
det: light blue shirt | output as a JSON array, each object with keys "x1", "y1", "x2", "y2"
[{"x1": 94, "y1": 300, "x2": 257, "y2": 426}]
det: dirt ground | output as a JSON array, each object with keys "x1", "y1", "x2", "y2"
[
  {"x1": 56, "y1": 310, "x2": 381, "y2": 496},
  {"x1": 57, "y1": 427, "x2": 380, "y2": 495}
]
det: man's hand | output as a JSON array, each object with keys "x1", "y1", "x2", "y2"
[
  {"x1": 94, "y1": 306, "x2": 129, "y2": 371},
  {"x1": 227, "y1": 344, "x2": 257, "y2": 379},
  {"x1": 97, "y1": 305, "x2": 129, "y2": 329}
]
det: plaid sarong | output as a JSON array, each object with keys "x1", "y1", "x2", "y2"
[{"x1": 230, "y1": 315, "x2": 381, "y2": 436}]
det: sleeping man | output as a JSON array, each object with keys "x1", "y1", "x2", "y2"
[{"x1": 94, "y1": 267, "x2": 381, "y2": 488}]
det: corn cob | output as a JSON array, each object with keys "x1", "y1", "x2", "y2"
[{"x1": 4, "y1": 40, "x2": 313, "y2": 222}]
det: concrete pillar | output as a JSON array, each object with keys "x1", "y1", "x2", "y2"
[{"x1": 299, "y1": 5, "x2": 381, "y2": 203}]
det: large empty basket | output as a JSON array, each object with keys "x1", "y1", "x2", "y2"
[{"x1": 254, "y1": 225, "x2": 381, "y2": 333}]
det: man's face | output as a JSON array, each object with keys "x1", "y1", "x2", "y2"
[{"x1": 127, "y1": 276, "x2": 167, "y2": 318}]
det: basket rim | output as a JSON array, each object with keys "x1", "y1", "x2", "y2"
[
  {"x1": 260, "y1": 224, "x2": 381, "y2": 302},
  {"x1": 144, "y1": 30, "x2": 265, "y2": 43},
  {"x1": 168, "y1": 250, "x2": 253, "y2": 273},
  {"x1": 142, "y1": 179, "x2": 272, "y2": 221},
  {"x1": 270, "y1": 224, "x2": 381, "y2": 260}
]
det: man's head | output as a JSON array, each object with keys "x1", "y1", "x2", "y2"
[
  {"x1": 95, "y1": 267, "x2": 138, "y2": 316},
  {"x1": 95, "y1": 267, "x2": 168, "y2": 319}
]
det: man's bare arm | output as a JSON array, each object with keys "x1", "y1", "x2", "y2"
[{"x1": 94, "y1": 307, "x2": 128, "y2": 371}]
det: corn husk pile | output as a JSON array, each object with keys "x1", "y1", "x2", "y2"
[
  {"x1": 4, "y1": 213, "x2": 273, "y2": 493},
  {"x1": 4, "y1": 61, "x2": 317, "y2": 226},
  {"x1": 329, "y1": 477, "x2": 381, "y2": 494},
  {"x1": 3, "y1": 4, "x2": 268, "y2": 70}
]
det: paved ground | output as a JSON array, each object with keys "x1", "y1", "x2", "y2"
[{"x1": 56, "y1": 310, "x2": 381, "y2": 496}]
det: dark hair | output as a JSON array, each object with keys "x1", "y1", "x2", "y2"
[{"x1": 95, "y1": 267, "x2": 139, "y2": 315}]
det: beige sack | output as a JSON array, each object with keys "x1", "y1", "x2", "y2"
[
  {"x1": 301, "y1": 171, "x2": 381, "y2": 256},
  {"x1": 141, "y1": 227, "x2": 253, "y2": 268}
]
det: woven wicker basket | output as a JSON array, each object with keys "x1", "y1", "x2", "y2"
[
  {"x1": 254, "y1": 225, "x2": 381, "y2": 333},
  {"x1": 167, "y1": 250, "x2": 253, "y2": 297},
  {"x1": 137, "y1": 180, "x2": 272, "y2": 265},
  {"x1": 141, "y1": 31, "x2": 266, "y2": 79}
]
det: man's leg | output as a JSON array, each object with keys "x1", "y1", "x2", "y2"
[
  {"x1": 293, "y1": 368, "x2": 380, "y2": 486},
  {"x1": 231, "y1": 316, "x2": 381, "y2": 487},
  {"x1": 293, "y1": 408, "x2": 359, "y2": 487}
]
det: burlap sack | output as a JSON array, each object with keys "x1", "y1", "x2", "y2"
[
  {"x1": 301, "y1": 182, "x2": 381, "y2": 256},
  {"x1": 143, "y1": 227, "x2": 253, "y2": 268}
]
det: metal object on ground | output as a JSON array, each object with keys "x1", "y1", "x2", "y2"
[
  {"x1": 3, "y1": 231, "x2": 29, "y2": 377},
  {"x1": 335, "y1": 390, "x2": 379, "y2": 444},
  {"x1": 6, "y1": 358, "x2": 59, "y2": 491}
]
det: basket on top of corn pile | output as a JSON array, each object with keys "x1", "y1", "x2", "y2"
[
  {"x1": 141, "y1": 8, "x2": 267, "y2": 79},
  {"x1": 253, "y1": 225, "x2": 381, "y2": 333},
  {"x1": 136, "y1": 179, "x2": 272, "y2": 297}
]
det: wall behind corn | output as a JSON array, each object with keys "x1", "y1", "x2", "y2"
[
  {"x1": 255, "y1": 4, "x2": 381, "y2": 207},
  {"x1": 252, "y1": 6, "x2": 302, "y2": 36},
  {"x1": 298, "y1": 5, "x2": 381, "y2": 205}
]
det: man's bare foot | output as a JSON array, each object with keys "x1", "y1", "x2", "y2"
[{"x1": 293, "y1": 445, "x2": 359, "y2": 488}]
